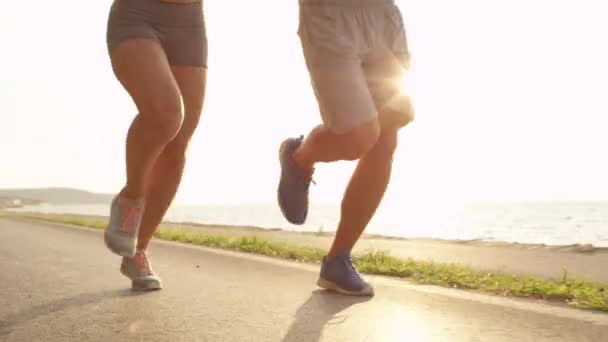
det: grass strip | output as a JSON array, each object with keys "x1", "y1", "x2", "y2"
[{"x1": 4, "y1": 211, "x2": 607, "y2": 311}]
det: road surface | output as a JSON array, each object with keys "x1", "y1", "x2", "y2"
[{"x1": 1, "y1": 218, "x2": 607, "y2": 341}]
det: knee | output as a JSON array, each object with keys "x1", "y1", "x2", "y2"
[
  {"x1": 375, "y1": 130, "x2": 399, "y2": 158},
  {"x1": 403, "y1": 103, "x2": 415, "y2": 126},
  {"x1": 383, "y1": 94, "x2": 415, "y2": 129},
  {"x1": 143, "y1": 98, "x2": 184, "y2": 141},
  {"x1": 339, "y1": 121, "x2": 381, "y2": 161}
]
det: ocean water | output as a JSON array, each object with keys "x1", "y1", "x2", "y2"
[{"x1": 10, "y1": 201, "x2": 608, "y2": 247}]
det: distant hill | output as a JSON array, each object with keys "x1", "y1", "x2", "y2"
[{"x1": 0, "y1": 188, "x2": 113, "y2": 206}]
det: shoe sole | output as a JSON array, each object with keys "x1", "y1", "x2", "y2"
[
  {"x1": 317, "y1": 278, "x2": 374, "y2": 297},
  {"x1": 120, "y1": 267, "x2": 163, "y2": 291},
  {"x1": 131, "y1": 280, "x2": 163, "y2": 291}
]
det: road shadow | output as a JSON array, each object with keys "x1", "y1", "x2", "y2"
[
  {"x1": 281, "y1": 290, "x2": 372, "y2": 342},
  {"x1": 0, "y1": 288, "x2": 146, "y2": 337}
]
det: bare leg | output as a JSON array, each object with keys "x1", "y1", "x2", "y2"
[
  {"x1": 110, "y1": 39, "x2": 184, "y2": 201},
  {"x1": 136, "y1": 66, "x2": 206, "y2": 251},
  {"x1": 328, "y1": 129, "x2": 398, "y2": 258},
  {"x1": 293, "y1": 121, "x2": 380, "y2": 170}
]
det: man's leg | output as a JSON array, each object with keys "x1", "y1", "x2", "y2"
[
  {"x1": 292, "y1": 121, "x2": 380, "y2": 170},
  {"x1": 309, "y1": 55, "x2": 412, "y2": 298},
  {"x1": 322, "y1": 43, "x2": 414, "y2": 292},
  {"x1": 329, "y1": 46, "x2": 414, "y2": 257},
  {"x1": 136, "y1": 66, "x2": 206, "y2": 251},
  {"x1": 317, "y1": 115, "x2": 410, "y2": 297},
  {"x1": 278, "y1": 65, "x2": 392, "y2": 295},
  {"x1": 278, "y1": 59, "x2": 382, "y2": 224},
  {"x1": 327, "y1": 128, "x2": 398, "y2": 258}
]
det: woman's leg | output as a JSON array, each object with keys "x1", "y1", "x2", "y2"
[
  {"x1": 104, "y1": 39, "x2": 183, "y2": 258},
  {"x1": 136, "y1": 65, "x2": 206, "y2": 251}
]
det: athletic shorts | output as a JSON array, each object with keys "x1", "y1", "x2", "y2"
[
  {"x1": 106, "y1": 0, "x2": 208, "y2": 67},
  {"x1": 298, "y1": 0, "x2": 413, "y2": 133}
]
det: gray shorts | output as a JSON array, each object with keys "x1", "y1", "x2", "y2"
[
  {"x1": 106, "y1": 0, "x2": 208, "y2": 67},
  {"x1": 299, "y1": 0, "x2": 413, "y2": 133}
]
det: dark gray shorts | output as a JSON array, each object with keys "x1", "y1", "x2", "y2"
[{"x1": 106, "y1": 0, "x2": 208, "y2": 67}]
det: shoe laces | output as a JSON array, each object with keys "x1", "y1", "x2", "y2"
[
  {"x1": 295, "y1": 160, "x2": 316, "y2": 190},
  {"x1": 303, "y1": 171, "x2": 316, "y2": 191},
  {"x1": 120, "y1": 200, "x2": 142, "y2": 234},
  {"x1": 291, "y1": 135, "x2": 316, "y2": 190},
  {"x1": 342, "y1": 255, "x2": 364, "y2": 283},
  {"x1": 133, "y1": 250, "x2": 154, "y2": 275}
]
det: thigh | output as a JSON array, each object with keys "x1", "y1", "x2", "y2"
[
  {"x1": 298, "y1": 3, "x2": 382, "y2": 134},
  {"x1": 107, "y1": 0, "x2": 181, "y2": 116},
  {"x1": 169, "y1": 66, "x2": 207, "y2": 147},
  {"x1": 298, "y1": 5, "x2": 378, "y2": 134},
  {"x1": 110, "y1": 39, "x2": 182, "y2": 118},
  {"x1": 306, "y1": 60, "x2": 378, "y2": 134}
]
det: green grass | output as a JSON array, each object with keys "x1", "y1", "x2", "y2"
[{"x1": 4, "y1": 212, "x2": 608, "y2": 311}]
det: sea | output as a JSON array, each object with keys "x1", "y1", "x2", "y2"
[{"x1": 8, "y1": 201, "x2": 608, "y2": 248}]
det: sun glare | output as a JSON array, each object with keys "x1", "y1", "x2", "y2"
[{"x1": 400, "y1": 68, "x2": 414, "y2": 97}]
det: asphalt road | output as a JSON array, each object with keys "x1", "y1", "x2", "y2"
[{"x1": 1, "y1": 218, "x2": 607, "y2": 342}]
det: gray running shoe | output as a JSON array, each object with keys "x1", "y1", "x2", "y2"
[
  {"x1": 277, "y1": 136, "x2": 314, "y2": 225},
  {"x1": 318, "y1": 252, "x2": 374, "y2": 297},
  {"x1": 121, "y1": 249, "x2": 162, "y2": 291},
  {"x1": 104, "y1": 195, "x2": 144, "y2": 257}
]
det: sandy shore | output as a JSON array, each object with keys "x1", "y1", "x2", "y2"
[{"x1": 10, "y1": 212, "x2": 608, "y2": 283}]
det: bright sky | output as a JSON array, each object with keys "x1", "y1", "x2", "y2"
[{"x1": 1, "y1": 0, "x2": 607, "y2": 206}]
